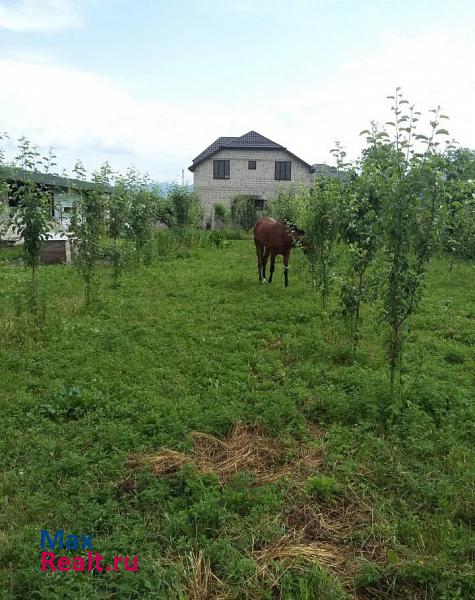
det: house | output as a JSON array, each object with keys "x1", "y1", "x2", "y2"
[
  {"x1": 189, "y1": 131, "x2": 314, "y2": 226},
  {"x1": 0, "y1": 167, "x2": 111, "y2": 243}
]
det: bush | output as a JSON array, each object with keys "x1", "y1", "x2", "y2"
[
  {"x1": 208, "y1": 230, "x2": 229, "y2": 248},
  {"x1": 230, "y1": 195, "x2": 261, "y2": 231},
  {"x1": 213, "y1": 202, "x2": 229, "y2": 227},
  {"x1": 267, "y1": 186, "x2": 306, "y2": 226},
  {"x1": 215, "y1": 228, "x2": 247, "y2": 240},
  {"x1": 168, "y1": 185, "x2": 202, "y2": 227}
]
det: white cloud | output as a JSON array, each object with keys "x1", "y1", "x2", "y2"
[
  {"x1": 198, "y1": 0, "x2": 319, "y2": 14},
  {"x1": 0, "y1": 26, "x2": 474, "y2": 181},
  {"x1": 0, "y1": 55, "x2": 229, "y2": 181},
  {"x1": 0, "y1": 0, "x2": 82, "y2": 32},
  {"x1": 245, "y1": 27, "x2": 475, "y2": 168}
]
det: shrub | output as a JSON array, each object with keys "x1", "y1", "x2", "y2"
[
  {"x1": 70, "y1": 163, "x2": 109, "y2": 304},
  {"x1": 12, "y1": 138, "x2": 53, "y2": 311},
  {"x1": 107, "y1": 179, "x2": 131, "y2": 286},
  {"x1": 208, "y1": 230, "x2": 228, "y2": 248},
  {"x1": 213, "y1": 202, "x2": 229, "y2": 227},
  {"x1": 168, "y1": 185, "x2": 202, "y2": 227},
  {"x1": 230, "y1": 195, "x2": 261, "y2": 231},
  {"x1": 440, "y1": 148, "x2": 475, "y2": 261},
  {"x1": 13, "y1": 180, "x2": 50, "y2": 307},
  {"x1": 267, "y1": 186, "x2": 306, "y2": 226},
  {"x1": 0, "y1": 135, "x2": 10, "y2": 246},
  {"x1": 302, "y1": 177, "x2": 341, "y2": 305}
]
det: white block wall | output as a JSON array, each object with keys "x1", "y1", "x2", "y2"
[{"x1": 192, "y1": 149, "x2": 312, "y2": 224}]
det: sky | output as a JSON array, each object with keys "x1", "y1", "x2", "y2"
[{"x1": 0, "y1": 0, "x2": 474, "y2": 183}]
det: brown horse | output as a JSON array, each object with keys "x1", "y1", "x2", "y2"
[{"x1": 253, "y1": 217, "x2": 304, "y2": 287}]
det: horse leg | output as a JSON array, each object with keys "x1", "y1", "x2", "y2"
[
  {"x1": 262, "y1": 248, "x2": 270, "y2": 282},
  {"x1": 283, "y1": 251, "x2": 290, "y2": 287},
  {"x1": 268, "y1": 252, "x2": 276, "y2": 283},
  {"x1": 255, "y1": 242, "x2": 264, "y2": 281}
]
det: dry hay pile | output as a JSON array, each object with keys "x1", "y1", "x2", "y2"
[
  {"x1": 171, "y1": 541, "x2": 350, "y2": 600},
  {"x1": 160, "y1": 551, "x2": 229, "y2": 600},
  {"x1": 181, "y1": 551, "x2": 229, "y2": 600},
  {"x1": 253, "y1": 534, "x2": 345, "y2": 573},
  {"x1": 126, "y1": 421, "x2": 324, "y2": 485},
  {"x1": 284, "y1": 497, "x2": 380, "y2": 556},
  {"x1": 256, "y1": 498, "x2": 386, "y2": 592},
  {"x1": 125, "y1": 423, "x2": 387, "y2": 599}
]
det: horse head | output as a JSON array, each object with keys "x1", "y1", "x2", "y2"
[{"x1": 286, "y1": 223, "x2": 306, "y2": 248}]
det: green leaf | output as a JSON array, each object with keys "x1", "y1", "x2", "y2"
[
  {"x1": 359, "y1": 130, "x2": 370, "y2": 136},
  {"x1": 385, "y1": 122, "x2": 396, "y2": 126},
  {"x1": 436, "y1": 129, "x2": 449, "y2": 135}
]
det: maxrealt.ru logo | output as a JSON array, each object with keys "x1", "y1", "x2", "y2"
[{"x1": 40, "y1": 530, "x2": 139, "y2": 573}]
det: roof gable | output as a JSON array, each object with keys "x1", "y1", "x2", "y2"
[
  {"x1": 189, "y1": 131, "x2": 312, "y2": 171},
  {"x1": 192, "y1": 136, "x2": 238, "y2": 165},
  {"x1": 230, "y1": 131, "x2": 284, "y2": 149}
]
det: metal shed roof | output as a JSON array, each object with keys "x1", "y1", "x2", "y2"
[{"x1": 0, "y1": 166, "x2": 112, "y2": 192}]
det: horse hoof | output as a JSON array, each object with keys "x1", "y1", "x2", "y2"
[{"x1": 261, "y1": 278, "x2": 266, "y2": 283}]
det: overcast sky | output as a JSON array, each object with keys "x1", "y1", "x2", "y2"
[{"x1": 0, "y1": 0, "x2": 474, "y2": 183}]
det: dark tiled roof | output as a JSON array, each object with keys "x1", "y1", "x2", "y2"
[
  {"x1": 192, "y1": 136, "x2": 238, "y2": 165},
  {"x1": 0, "y1": 166, "x2": 112, "y2": 192},
  {"x1": 228, "y1": 131, "x2": 284, "y2": 149},
  {"x1": 189, "y1": 131, "x2": 313, "y2": 171}
]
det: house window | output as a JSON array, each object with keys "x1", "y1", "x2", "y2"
[
  {"x1": 254, "y1": 198, "x2": 265, "y2": 210},
  {"x1": 213, "y1": 160, "x2": 230, "y2": 179},
  {"x1": 275, "y1": 161, "x2": 291, "y2": 181},
  {"x1": 248, "y1": 160, "x2": 256, "y2": 170}
]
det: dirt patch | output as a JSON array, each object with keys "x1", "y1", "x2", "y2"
[{"x1": 126, "y1": 422, "x2": 324, "y2": 485}]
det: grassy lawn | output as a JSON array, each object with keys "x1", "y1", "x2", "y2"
[{"x1": 0, "y1": 239, "x2": 473, "y2": 599}]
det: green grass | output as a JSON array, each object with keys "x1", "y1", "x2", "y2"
[{"x1": 0, "y1": 239, "x2": 474, "y2": 599}]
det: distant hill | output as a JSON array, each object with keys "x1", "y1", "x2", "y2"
[
  {"x1": 149, "y1": 181, "x2": 193, "y2": 195},
  {"x1": 312, "y1": 163, "x2": 345, "y2": 179}
]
